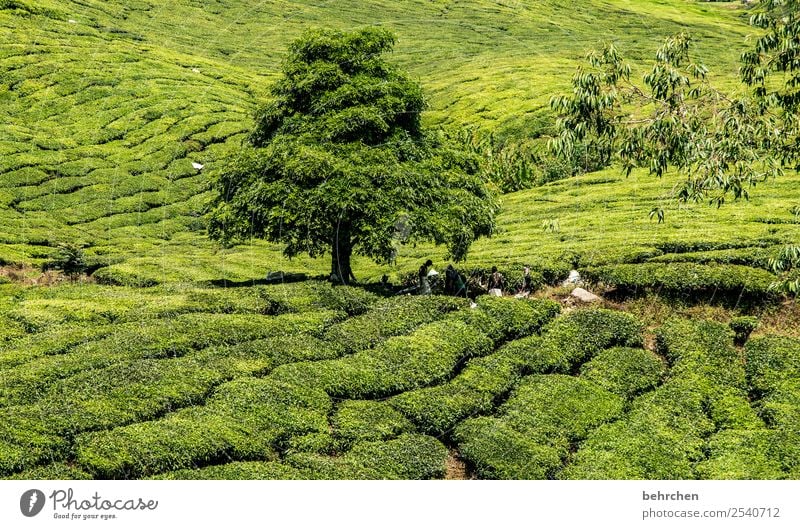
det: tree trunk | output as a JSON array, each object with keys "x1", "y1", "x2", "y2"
[{"x1": 330, "y1": 223, "x2": 354, "y2": 285}]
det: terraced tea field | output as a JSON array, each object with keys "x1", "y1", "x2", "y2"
[
  {"x1": 0, "y1": 284, "x2": 796, "y2": 480},
  {"x1": 0, "y1": 0, "x2": 758, "y2": 285},
  {"x1": 2, "y1": 0, "x2": 800, "y2": 480}
]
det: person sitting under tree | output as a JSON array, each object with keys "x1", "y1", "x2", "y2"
[{"x1": 487, "y1": 266, "x2": 504, "y2": 296}]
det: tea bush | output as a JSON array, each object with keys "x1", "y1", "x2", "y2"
[
  {"x1": 583, "y1": 263, "x2": 777, "y2": 299},
  {"x1": 74, "y1": 378, "x2": 331, "y2": 478},
  {"x1": 388, "y1": 348, "x2": 522, "y2": 436},
  {"x1": 271, "y1": 320, "x2": 492, "y2": 399},
  {"x1": 331, "y1": 400, "x2": 416, "y2": 448},
  {"x1": 695, "y1": 429, "x2": 785, "y2": 480},
  {"x1": 580, "y1": 347, "x2": 666, "y2": 400},
  {"x1": 285, "y1": 434, "x2": 448, "y2": 480},
  {"x1": 151, "y1": 461, "x2": 308, "y2": 480},
  {"x1": 451, "y1": 296, "x2": 560, "y2": 344},
  {"x1": 323, "y1": 296, "x2": 466, "y2": 354},
  {"x1": 455, "y1": 375, "x2": 624, "y2": 479},
  {"x1": 3, "y1": 462, "x2": 92, "y2": 481},
  {"x1": 745, "y1": 336, "x2": 800, "y2": 397},
  {"x1": 0, "y1": 311, "x2": 341, "y2": 406}
]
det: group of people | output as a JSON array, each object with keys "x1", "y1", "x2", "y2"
[{"x1": 415, "y1": 260, "x2": 534, "y2": 298}]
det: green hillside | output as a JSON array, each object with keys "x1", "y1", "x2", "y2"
[
  {"x1": 1, "y1": 0, "x2": 757, "y2": 284},
  {"x1": 2, "y1": 1, "x2": 799, "y2": 481}
]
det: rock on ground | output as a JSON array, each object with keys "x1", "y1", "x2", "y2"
[{"x1": 571, "y1": 287, "x2": 601, "y2": 303}]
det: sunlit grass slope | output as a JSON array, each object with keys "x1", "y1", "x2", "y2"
[{"x1": 1, "y1": 0, "x2": 757, "y2": 282}]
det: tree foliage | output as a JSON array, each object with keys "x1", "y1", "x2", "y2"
[
  {"x1": 550, "y1": 0, "x2": 800, "y2": 207},
  {"x1": 208, "y1": 28, "x2": 497, "y2": 283}
]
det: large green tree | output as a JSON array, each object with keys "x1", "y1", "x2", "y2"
[{"x1": 209, "y1": 28, "x2": 496, "y2": 283}]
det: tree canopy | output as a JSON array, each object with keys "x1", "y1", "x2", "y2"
[{"x1": 208, "y1": 27, "x2": 497, "y2": 283}]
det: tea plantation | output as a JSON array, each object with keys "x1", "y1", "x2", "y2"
[
  {"x1": 2, "y1": 0, "x2": 800, "y2": 479},
  {"x1": 0, "y1": 287, "x2": 797, "y2": 480}
]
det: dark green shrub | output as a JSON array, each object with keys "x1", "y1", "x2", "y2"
[
  {"x1": 580, "y1": 347, "x2": 666, "y2": 400},
  {"x1": 43, "y1": 243, "x2": 88, "y2": 277},
  {"x1": 74, "y1": 378, "x2": 331, "y2": 478},
  {"x1": 331, "y1": 400, "x2": 415, "y2": 448},
  {"x1": 730, "y1": 316, "x2": 759, "y2": 346},
  {"x1": 272, "y1": 319, "x2": 492, "y2": 399},
  {"x1": 151, "y1": 461, "x2": 308, "y2": 480},
  {"x1": 388, "y1": 348, "x2": 521, "y2": 435},
  {"x1": 745, "y1": 336, "x2": 800, "y2": 396},
  {"x1": 323, "y1": 295, "x2": 466, "y2": 354},
  {"x1": 285, "y1": 434, "x2": 448, "y2": 479},
  {"x1": 453, "y1": 417, "x2": 564, "y2": 479}
]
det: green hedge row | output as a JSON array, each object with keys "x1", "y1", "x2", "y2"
[
  {"x1": 285, "y1": 434, "x2": 448, "y2": 480},
  {"x1": 0, "y1": 323, "x2": 114, "y2": 369},
  {"x1": 4, "y1": 285, "x2": 330, "y2": 332},
  {"x1": 74, "y1": 378, "x2": 331, "y2": 478},
  {"x1": 0, "y1": 334, "x2": 342, "y2": 445},
  {"x1": 563, "y1": 319, "x2": 765, "y2": 479},
  {"x1": 24, "y1": 358, "x2": 227, "y2": 435},
  {"x1": 455, "y1": 375, "x2": 624, "y2": 479},
  {"x1": 3, "y1": 462, "x2": 92, "y2": 481},
  {"x1": 388, "y1": 348, "x2": 522, "y2": 436},
  {"x1": 323, "y1": 295, "x2": 466, "y2": 354},
  {"x1": 695, "y1": 429, "x2": 786, "y2": 479},
  {"x1": 656, "y1": 319, "x2": 748, "y2": 392},
  {"x1": 0, "y1": 310, "x2": 341, "y2": 405},
  {"x1": 202, "y1": 281, "x2": 379, "y2": 317},
  {"x1": 745, "y1": 336, "x2": 800, "y2": 397},
  {"x1": 150, "y1": 461, "x2": 308, "y2": 480},
  {"x1": 191, "y1": 334, "x2": 343, "y2": 379},
  {"x1": 744, "y1": 337, "x2": 800, "y2": 477},
  {"x1": 582, "y1": 263, "x2": 777, "y2": 298},
  {"x1": 579, "y1": 347, "x2": 666, "y2": 400},
  {"x1": 331, "y1": 400, "x2": 416, "y2": 449},
  {"x1": 452, "y1": 296, "x2": 560, "y2": 344},
  {"x1": 648, "y1": 246, "x2": 779, "y2": 271},
  {"x1": 388, "y1": 308, "x2": 642, "y2": 436},
  {"x1": 271, "y1": 319, "x2": 493, "y2": 399},
  {"x1": 524, "y1": 308, "x2": 644, "y2": 371},
  {"x1": 152, "y1": 434, "x2": 448, "y2": 480},
  {"x1": 0, "y1": 407, "x2": 68, "y2": 476},
  {"x1": 560, "y1": 389, "x2": 709, "y2": 479}
]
